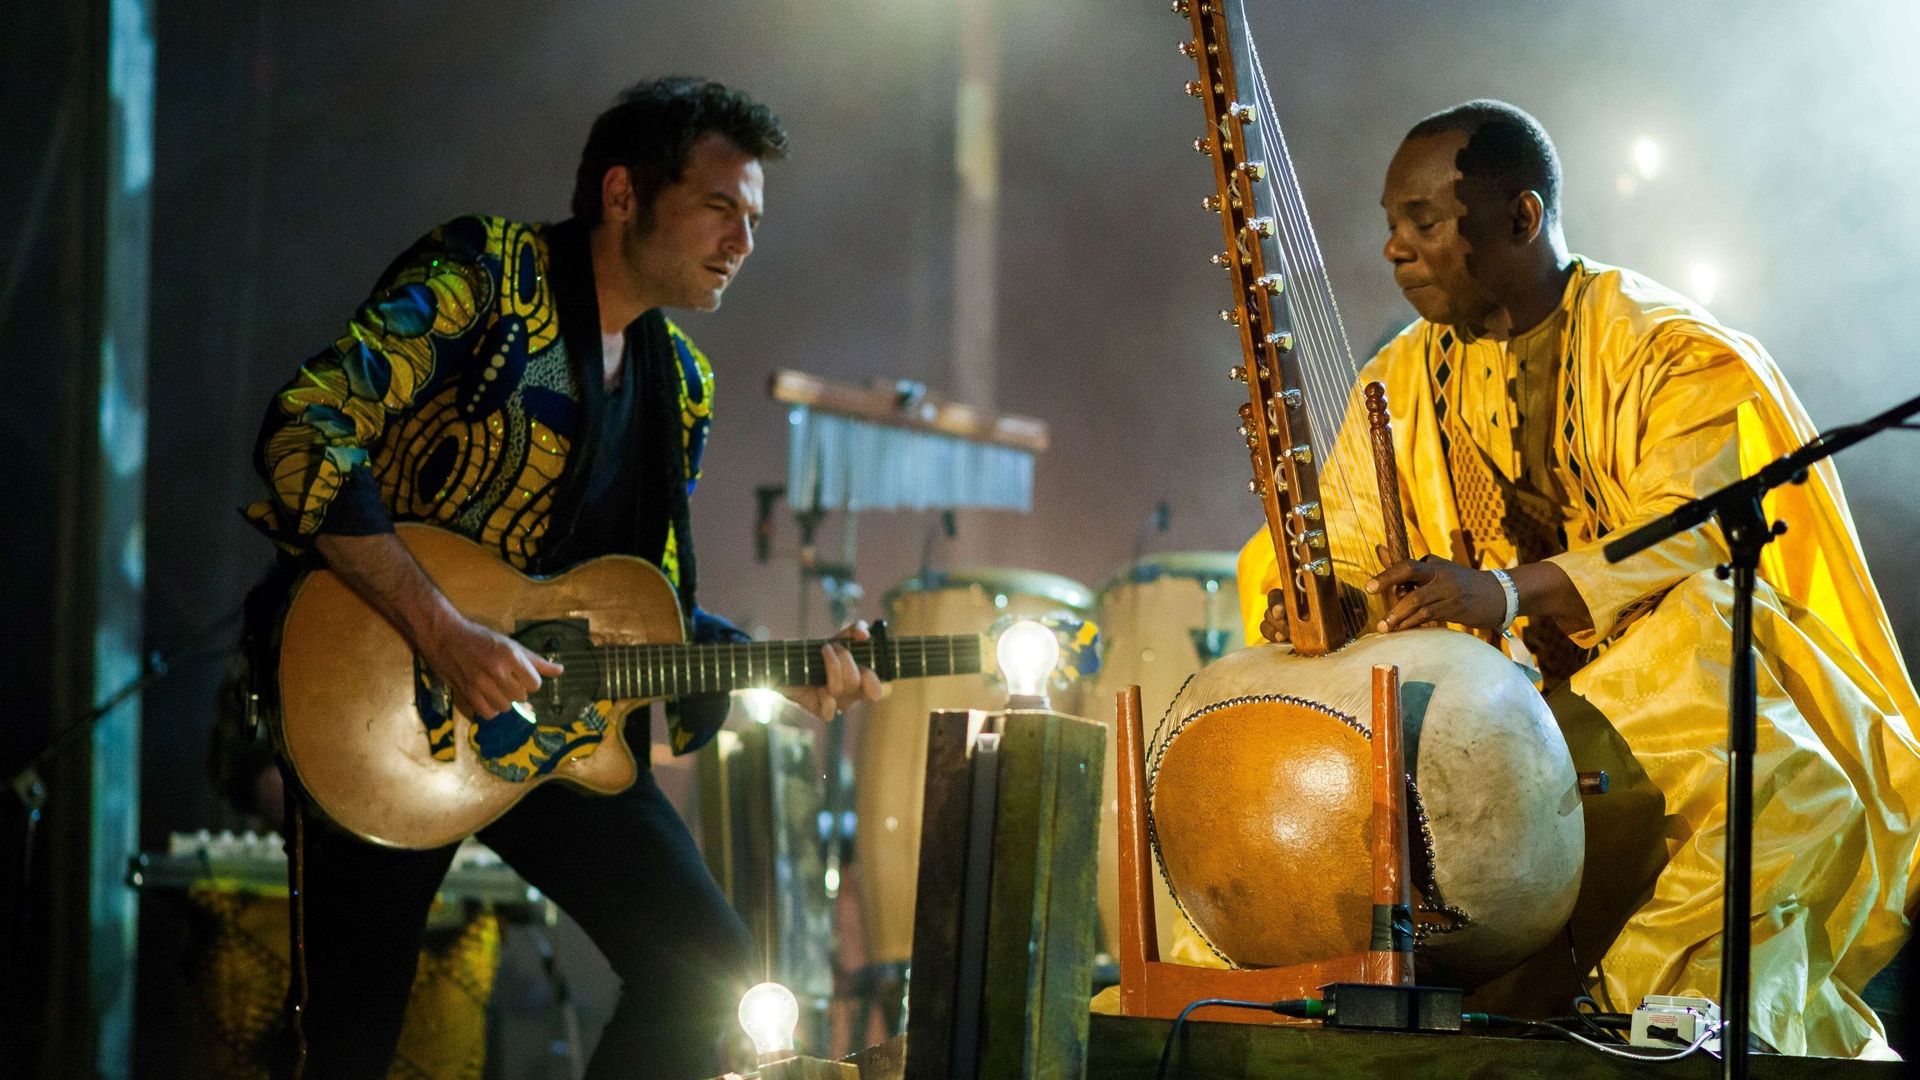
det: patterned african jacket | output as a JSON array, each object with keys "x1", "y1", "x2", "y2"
[
  {"x1": 245, "y1": 214, "x2": 714, "y2": 591},
  {"x1": 244, "y1": 215, "x2": 739, "y2": 756}
]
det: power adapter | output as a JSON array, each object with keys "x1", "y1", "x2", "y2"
[
  {"x1": 1630, "y1": 994, "x2": 1720, "y2": 1051},
  {"x1": 1315, "y1": 982, "x2": 1465, "y2": 1033}
]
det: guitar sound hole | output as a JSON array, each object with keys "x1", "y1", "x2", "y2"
[{"x1": 512, "y1": 617, "x2": 599, "y2": 723}]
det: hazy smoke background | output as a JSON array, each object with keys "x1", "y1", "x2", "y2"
[{"x1": 137, "y1": 0, "x2": 1920, "y2": 1065}]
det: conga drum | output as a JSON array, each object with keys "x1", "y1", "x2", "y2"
[
  {"x1": 1087, "y1": 553, "x2": 1241, "y2": 959},
  {"x1": 854, "y1": 567, "x2": 1093, "y2": 966},
  {"x1": 126, "y1": 832, "x2": 522, "y2": 1080}
]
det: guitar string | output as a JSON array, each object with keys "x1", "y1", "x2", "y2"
[
  {"x1": 1226, "y1": 23, "x2": 1355, "y2": 584},
  {"x1": 1236, "y1": 7, "x2": 1372, "y2": 635},
  {"x1": 1216, "y1": 18, "x2": 1354, "y2": 633},
  {"x1": 534, "y1": 639, "x2": 981, "y2": 689},
  {"x1": 1248, "y1": 9, "x2": 1372, "y2": 634},
  {"x1": 536, "y1": 640, "x2": 981, "y2": 664}
]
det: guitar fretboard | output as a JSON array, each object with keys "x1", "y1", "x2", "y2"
[{"x1": 593, "y1": 635, "x2": 982, "y2": 699}]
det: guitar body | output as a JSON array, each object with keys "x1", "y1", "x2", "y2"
[{"x1": 275, "y1": 524, "x2": 686, "y2": 849}]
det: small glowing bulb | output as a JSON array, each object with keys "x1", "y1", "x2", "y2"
[
  {"x1": 1631, "y1": 136, "x2": 1661, "y2": 181},
  {"x1": 1688, "y1": 260, "x2": 1720, "y2": 306},
  {"x1": 738, "y1": 981, "x2": 799, "y2": 1060},
  {"x1": 996, "y1": 620, "x2": 1060, "y2": 706}
]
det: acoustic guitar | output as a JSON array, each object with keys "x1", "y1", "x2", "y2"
[{"x1": 274, "y1": 524, "x2": 984, "y2": 849}]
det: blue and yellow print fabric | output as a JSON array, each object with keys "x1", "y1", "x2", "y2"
[{"x1": 246, "y1": 215, "x2": 714, "y2": 579}]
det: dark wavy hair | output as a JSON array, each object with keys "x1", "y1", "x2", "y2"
[
  {"x1": 1405, "y1": 99, "x2": 1561, "y2": 226},
  {"x1": 572, "y1": 77, "x2": 788, "y2": 227}
]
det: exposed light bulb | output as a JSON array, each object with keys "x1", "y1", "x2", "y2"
[
  {"x1": 996, "y1": 620, "x2": 1059, "y2": 707},
  {"x1": 738, "y1": 981, "x2": 799, "y2": 1060},
  {"x1": 738, "y1": 687, "x2": 786, "y2": 725}
]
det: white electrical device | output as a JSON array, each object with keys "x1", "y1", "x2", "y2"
[{"x1": 1629, "y1": 994, "x2": 1722, "y2": 1051}]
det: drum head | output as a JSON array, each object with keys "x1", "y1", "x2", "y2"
[{"x1": 1088, "y1": 552, "x2": 1241, "y2": 958}]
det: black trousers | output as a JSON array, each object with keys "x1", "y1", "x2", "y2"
[{"x1": 278, "y1": 750, "x2": 755, "y2": 1080}]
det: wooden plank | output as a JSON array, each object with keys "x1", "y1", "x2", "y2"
[
  {"x1": 904, "y1": 709, "x2": 990, "y2": 1080},
  {"x1": 1035, "y1": 714, "x2": 1105, "y2": 1077},
  {"x1": 758, "y1": 1058, "x2": 858, "y2": 1080},
  {"x1": 948, "y1": 730, "x2": 1001, "y2": 1079},
  {"x1": 1085, "y1": 1014, "x2": 1901, "y2": 1080},
  {"x1": 978, "y1": 711, "x2": 1105, "y2": 1080},
  {"x1": 844, "y1": 1034, "x2": 907, "y2": 1080},
  {"x1": 769, "y1": 369, "x2": 1050, "y2": 452}
]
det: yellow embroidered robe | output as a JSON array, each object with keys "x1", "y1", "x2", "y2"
[{"x1": 1237, "y1": 258, "x2": 1920, "y2": 1058}]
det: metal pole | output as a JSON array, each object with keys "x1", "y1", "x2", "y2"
[
  {"x1": 1721, "y1": 558, "x2": 1756, "y2": 1080},
  {"x1": 953, "y1": 0, "x2": 999, "y2": 415}
]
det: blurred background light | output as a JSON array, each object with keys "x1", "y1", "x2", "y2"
[
  {"x1": 1631, "y1": 136, "x2": 1662, "y2": 181},
  {"x1": 1688, "y1": 260, "x2": 1721, "y2": 306},
  {"x1": 738, "y1": 687, "x2": 789, "y2": 725}
]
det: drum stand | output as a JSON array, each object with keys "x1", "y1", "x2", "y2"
[
  {"x1": 772, "y1": 489, "x2": 923, "y2": 1048},
  {"x1": 1113, "y1": 667, "x2": 1416, "y2": 1023},
  {"x1": 1603, "y1": 388, "x2": 1920, "y2": 1080}
]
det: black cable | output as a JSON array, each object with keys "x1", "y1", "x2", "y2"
[
  {"x1": 1155, "y1": 997, "x2": 1322, "y2": 1080},
  {"x1": 1469, "y1": 1013, "x2": 1722, "y2": 1062},
  {"x1": 1568, "y1": 996, "x2": 1633, "y2": 1044}
]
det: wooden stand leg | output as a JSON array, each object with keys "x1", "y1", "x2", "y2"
[
  {"x1": 1117, "y1": 685, "x2": 1157, "y2": 981},
  {"x1": 1367, "y1": 664, "x2": 1415, "y2": 986}
]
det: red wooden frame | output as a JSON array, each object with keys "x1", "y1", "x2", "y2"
[{"x1": 1113, "y1": 666, "x2": 1413, "y2": 1023}]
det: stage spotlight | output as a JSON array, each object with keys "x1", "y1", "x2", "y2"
[
  {"x1": 1632, "y1": 136, "x2": 1662, "y2": 181},
  {"x1": 1688, "y1": 261, "x2": 1721, "y2": 306}
]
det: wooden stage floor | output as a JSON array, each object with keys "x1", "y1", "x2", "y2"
[{"x1": 1081, "y1": 1014, "x2": 1906, "y2": 1079}]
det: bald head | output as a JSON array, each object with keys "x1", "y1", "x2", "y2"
[
  {"x1": 1406, "y1": 99, "x2": 1563, "y2": 229},
  {"x1": 1380, "y1": 101, "x2": 1574, "y2": 336}
]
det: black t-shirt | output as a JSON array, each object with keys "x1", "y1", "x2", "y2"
[{"x1": 542, "y1": 339, "x2": 644, "y2": 568}]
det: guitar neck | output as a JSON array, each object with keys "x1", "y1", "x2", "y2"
[{"x1": 594, "y1": 634, "x2": 983, "y2": 700}]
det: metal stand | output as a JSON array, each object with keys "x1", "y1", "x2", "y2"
[
  {"x1": 7, "y1": 651, "x2": 169, "y2": 958},
  {"x1": 1604, "y1": 389, "x2": 1920, "y2": 1079}
]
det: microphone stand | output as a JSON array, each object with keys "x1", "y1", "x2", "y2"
[
  {"x1": 8, "y1": 651, "x2": 168, "y2": 967},
  {"x1": 1602, "y1": 389, "x2": 1920, "y2": 1080}
]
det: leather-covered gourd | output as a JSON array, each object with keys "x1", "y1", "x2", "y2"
[{"x1": 1149, "y1": 628, "x2": 1585, "y2": 989}]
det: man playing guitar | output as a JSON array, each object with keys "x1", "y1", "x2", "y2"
[{"x1": 243, "y1": 77, "x2": 880, "y2": 1079}]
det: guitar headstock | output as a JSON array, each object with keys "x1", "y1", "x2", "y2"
[{"x1": 1171, "y1": 0, "x2": 1350, "y2": 654}]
